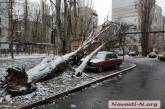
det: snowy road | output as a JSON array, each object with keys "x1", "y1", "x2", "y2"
[{"x1": 40, "y1": 57, "x2": 165, "y2": 109}]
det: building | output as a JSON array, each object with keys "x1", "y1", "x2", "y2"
[
  {"x1": 155, "y1": 16, "x2": 165, "y2": 52},
  {"x1": 71, "y1": 7, "x2": 98, "y2": 50},
  {"x1": 0, "y1": 0, "x2": 9, "y2": 49},
  {"x1": 0, "y1": 0, "x2": 52, "y2": 53},
  {"x1": 112, "y1": 0, "x2": 164, "y2": 53}
]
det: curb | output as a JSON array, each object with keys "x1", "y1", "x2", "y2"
[{"x1": 20, "y1": 64, "x2": 136, "y2": 109}]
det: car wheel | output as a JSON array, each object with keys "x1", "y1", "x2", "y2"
[{"x1": 98, "y1": 66, "x2": 103, "y2": 72}]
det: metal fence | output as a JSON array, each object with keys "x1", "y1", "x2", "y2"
[{"x1": 0, "y1": 42, "x2": 58, "y2": 57}]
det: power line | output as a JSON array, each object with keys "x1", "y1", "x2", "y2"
[{"x1": 121, "y1": 31, "x2": 165, "y2": 35}]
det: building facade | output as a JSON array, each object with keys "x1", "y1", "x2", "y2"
[
  {"x1": 0, "y1": 0, "x2": 52, "y2": 52},
  {"x1": 112, "y1": 0, "x2": 164, "y2": 53},
  {"x1": 0, "y1": 0, "x2": 9, "y2": 49},
  {"x1": 71, "y1": 7, "x2": 98, "y2": 50}
]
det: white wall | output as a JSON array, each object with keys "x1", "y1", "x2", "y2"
[{"x1": 112, "y1": 0, "x2": 136, "y2": 9}]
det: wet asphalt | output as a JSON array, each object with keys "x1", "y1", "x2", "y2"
[{"x1": 40, "y1": 58, "x2": 165, "y2": 109}]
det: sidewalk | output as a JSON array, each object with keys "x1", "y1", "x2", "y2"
[{"x1": 0, "y1": 62, "x2": 136, "y2": 109}]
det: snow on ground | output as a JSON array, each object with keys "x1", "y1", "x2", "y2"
[
  {"x1": 0, "y1": 54, "x2": 144, "y2": 109},
  {"x1": 0, "y1": 53, "x2": 47, "y2": 61},
  {"x1": 123, "y1": 55, "x2": 158, "y2": 63},
  {"x1": 0, "y1": 57, "x2": 43, "y2": 79},
  {"x1": 0, "y1": 56, "x2": 44, "y2": 103},
  {"x1": 0, "y1": 61, "x2": 133, "y2": 109}
]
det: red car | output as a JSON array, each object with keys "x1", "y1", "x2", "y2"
[{"x1": 86, "y1": 51, "x2": 122, "y2": 72}]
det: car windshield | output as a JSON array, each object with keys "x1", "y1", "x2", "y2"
[{"x1": 93, "y1": 53, "x2": 106, "y2": 59}]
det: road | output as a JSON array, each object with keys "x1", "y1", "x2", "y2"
[{"x1": 40, "y1": 57, "x2": 165, "y2": 109}]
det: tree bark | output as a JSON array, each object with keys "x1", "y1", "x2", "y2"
[{"x1": 137, "y1": 0, "x2": 155, "y2": 56}]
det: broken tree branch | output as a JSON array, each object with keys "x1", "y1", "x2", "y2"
[{"x1": 4, "y1": 22, "x2": 121, "y2": 96}]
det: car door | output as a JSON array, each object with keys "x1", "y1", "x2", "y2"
[
  {"x1": 105, "y1": 53, "x2": 113, "y2": 68},
  {"x1": 111, "y1": 53, "x2": 118, "y2": 66}
]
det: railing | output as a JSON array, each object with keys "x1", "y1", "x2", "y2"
[{"x1": 0, "y1": 42, "x2": 59, "y2": 57}]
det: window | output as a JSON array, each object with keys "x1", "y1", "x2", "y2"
[
  {"x1": 94, "y1": 53, "x2": 106, "y2": 59},
  {"x1": 112, "y1": 54, "x2": 118, "y2": 59},
  {"x1": 106, "y1": 54, "x2": 113, "y2": 59}
]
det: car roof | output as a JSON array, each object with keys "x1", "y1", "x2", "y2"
[{"x1": 98, "y1": 51, "x2": 114, "y2": 54}]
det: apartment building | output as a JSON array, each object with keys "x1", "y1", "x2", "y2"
[
  {"x1": 112, "y1": 0, "x2": 164, "y2": 53},
  {"x1": 0, "y1": 0, "x2": 10, "y2": 49}
]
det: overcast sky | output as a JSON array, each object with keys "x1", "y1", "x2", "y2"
[
  {"x1": 93, "y1": 0, "x2": 112, "y2": 25},
  {"x1": 93, "y1": 0, "x2": 165, "y2": 25},
  {"x1": 156, "y1": 0, "x2": 165, "y2": 15}
]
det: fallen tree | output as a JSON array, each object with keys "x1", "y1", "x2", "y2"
[
  {"x1": 75, "y1": 22, "x2": 121, "y2": 76},
  {"x1": 1, "y1": 22, "x2": 121, "y2": 96}
]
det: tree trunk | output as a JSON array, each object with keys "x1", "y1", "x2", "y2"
[
  {"x1": 9, "y1": 41, "x2": 14, "y2": 59},
  {"x1": 56, "y1": 0, "x2": 63, "y2": 54},
  {"x1": 8, "y1": 0, "x2": 14, "y2": 59}
]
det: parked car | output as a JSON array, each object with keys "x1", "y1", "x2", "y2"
[
  {"x1": 117, "y1": 50, "x2": 124, "y2": 56},
  {"x1": 84, "y1": 51, "x2": 122, "y2": 72},
  {"x1": 148, "y1": 52, "x2": 157, "y2": 58},
  {"x1": 114, "y1": 49, "x2": 124, "y2": 56},
  {"x1": 128, "y1": 51, "x2": 138, "y2": 56},
  {"x1": 158, "y1": 52, "x2": 165, "y2": 61}
]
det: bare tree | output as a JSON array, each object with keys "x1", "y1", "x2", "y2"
[
  {"x1": 23, "y1": 0, "x2": 28, "y2": 43},
  {"x1": 118, "y1": 23, "x2": 134, "y2": 61},
  {"x1": 55, "y1": 0, "x2": 63, "y2": 54},
  {"x1": 47, "y1": 0, "x2": 95, "y2": 54},
  {"x1": 31, "y1": 9, "x2": 41, "y2": 43},
  {"x1": 8, "y1": 0, "x2": 16, "y2": 59},
  {"x1": 73, "y1": 0, "x2": 78, "y2": 38},
  {"x1": 0, "y1": 0, "x2": 22, "y2": 58},
  {"x1": 137, "y1": 0, "x2": 155, "y2": 56}
]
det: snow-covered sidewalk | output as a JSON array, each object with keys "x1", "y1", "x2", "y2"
[{"x1": 0, "y1": 62, "x2": 135, "y2": 109}]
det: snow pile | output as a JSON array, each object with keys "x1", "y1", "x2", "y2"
[
  {"x1": 70, "y1": 104, "x2": 77, "y2": 109},
  {"x1": 35, "y1": 83, "x2": 50, "y2": 98},
  {"x1": 0, "y1": 95, "x2": 12, "y2": 103},
  {"x1": 13, "y1": 83, "x2": 50, "y2": 103},
  {"x1": 61, "y1": 71, "x2": 72, "y2": 81}
]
